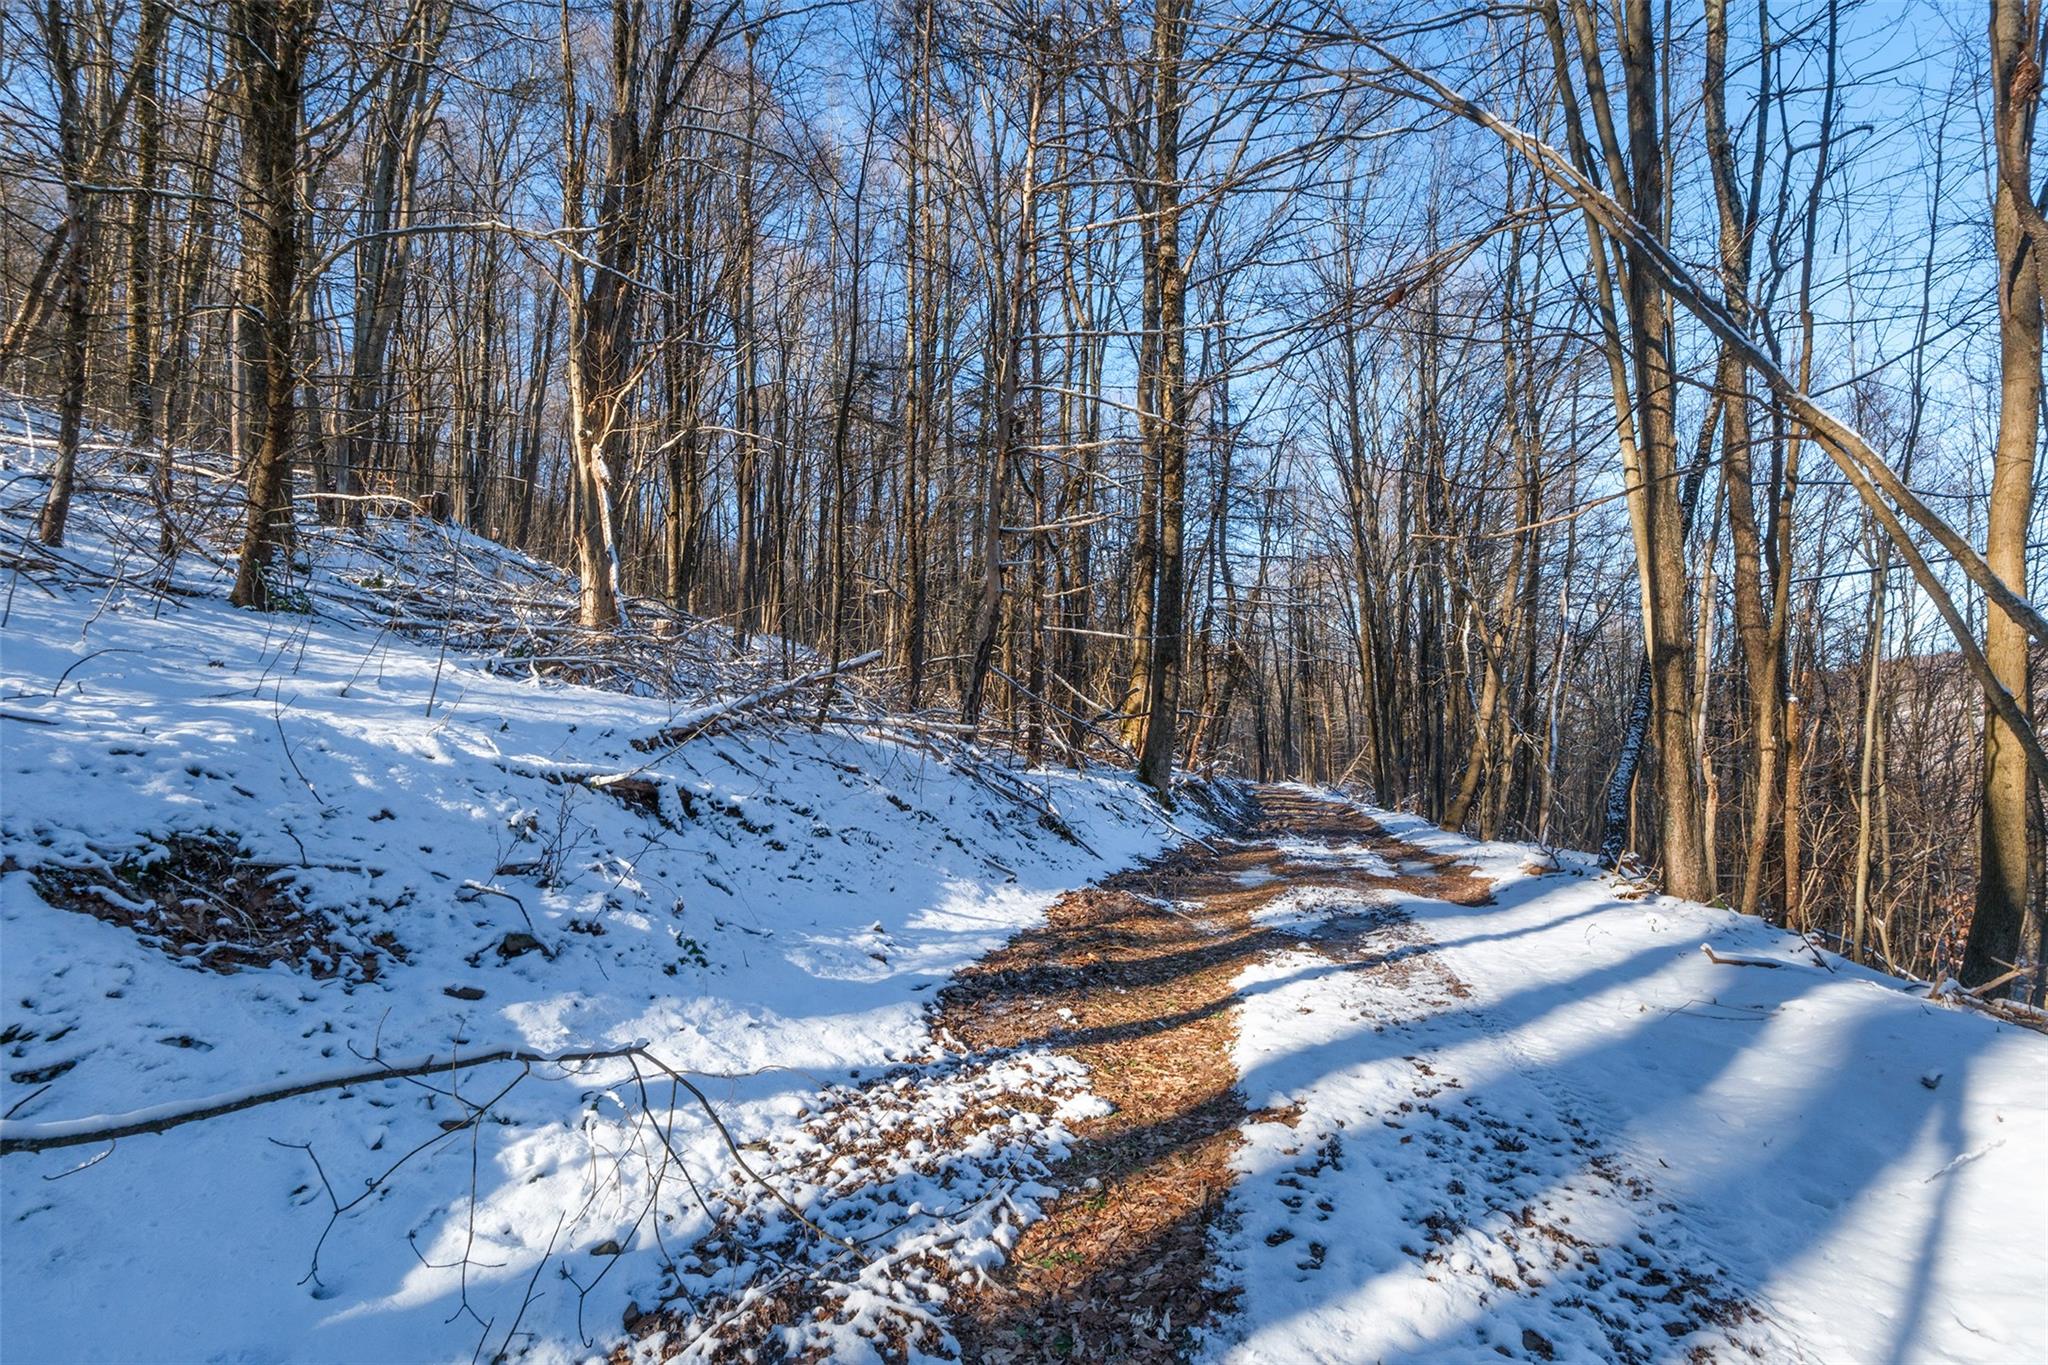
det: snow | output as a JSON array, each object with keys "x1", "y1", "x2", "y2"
[
  {"x1": 7, "y1": 412, "x2": 2046, "y2": 1363},
  {"x1": 1203, "y1": 791, "x2": 2048, "y2": 1364},
  {"x1": 0, "y1": 417, "x2": 1187, "y2": 1363},
  {"x1": 1250, "y1": 886, "x2": 1391, "y2": 937}
]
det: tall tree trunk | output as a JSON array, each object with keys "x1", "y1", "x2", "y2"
[
  {"x1": 1705, "y1": 0, "x2": 1783, "y2": 918},
  {"x1": 662, "y1": 217, "x2": 705, "y2": 609},
  {"x1": 35, "y1": 0, "x2": 91, "y2": 549},
  {"x1": 227, "y1": 0, "x2": 313, "y2": 609},
  {"x1": 963, "y1": 54, "x2": 1047, "y2": 726},
  {"x1": 1962, "y1": 0, "x2": 2044, "y2": 989},
  {"x1": 898, "y1": 1, "x2": 934, "y2": 706},
  {"x1": 1132, "y1": 0, "x2": 1188, "y2": 798},
  {"x1": 733, "y1": 30, "x2": 764, "y2": 641},
  {"x1": 1614, "y1": 0, "x2": 1709, "y2": 898},
  {"x1": 126, "y1": 0, "x2": 169, "y2": 447},
  {"x1": 337, "y1": 2, "x2": 445, "y2": 526},
  {"x1": 818, "y1": 122, "x2": 873, "y2": 716}
]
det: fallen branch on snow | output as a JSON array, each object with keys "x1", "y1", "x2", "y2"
[
  {"x1": 1700, "y1": 944, "x2": 1787, "y2": 970},
  {"x1": 0, "y1": 1045, "x2": 642, "y2": 1154},
  {"x1": 0, "y1": 1039, "x2": 865, "y2": 1261},
  {"x1": 631, "y1": 650, "x2": 884, "y2": 752},
  {"x1": 1959, "y1": 964, "x2": 2036, "y2": 999}
]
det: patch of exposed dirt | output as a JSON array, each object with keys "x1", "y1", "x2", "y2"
[
  {"x1": 27, "y1": 832, "x2": 398, "y2": 980},
  {"x1": 938, "y1": 788, "x2": 1490, "y2": 1362},
  {"x1": 620, "y1": 1044, "x2": 1105, "y2": 1363},
  {"x1": 1201, "y1": 800, "x2": 1783, "y2": 1363},
  {"x1": 618, "y1": 790, "x2": 1788, "y2": 1363}
]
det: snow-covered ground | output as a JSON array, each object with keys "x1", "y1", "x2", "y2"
[
  {"x1": 1205, "y1": 792, "x2": 2048, "y2": 1364},
  {"x1": 6, "y1": 413, "x2": 2045, "y2": 1365},
  {"x1": 0, "y1": 420, "x2": 1187, "y2": 1362}
]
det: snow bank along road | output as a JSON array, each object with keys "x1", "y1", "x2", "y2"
[
  {"x1": 7, "y1": 760, "x2": 2047, "y2": 1363},
  {"x1": 5, "y1": 735, "x2": 2045, "y2": 1365},
  {"x1": 1196, "y1": 789, "x2": 2048, "y2": 1365},
  {"x1": 0, "y1": 469, "x2": 1186, "y2": 1365}
]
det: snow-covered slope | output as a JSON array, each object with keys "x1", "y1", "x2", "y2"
[
  {"x1": 1205, "y1": 793, "x2": 2048, "y2": 1364},
  {"x1": 0, "y1": 419, "x2": 1187, "y2": 1362},
  {"x1": 8, "y1": 413, "x2": 2043, "y2": 1365}
]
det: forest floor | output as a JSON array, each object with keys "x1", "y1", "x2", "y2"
[{"x1": 3, "y1": 410, "x2": 2046, "y2": 1364}]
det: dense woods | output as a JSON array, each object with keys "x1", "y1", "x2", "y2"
[{"x1": 2, "y1": 0, "x2": 2042, "y2": 992}]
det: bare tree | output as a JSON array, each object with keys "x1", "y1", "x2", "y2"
[
  {"x1": 1961, "y1": 0, "x2": 2045, "y2": 990},
  {"x1": 227, "y1": 0, "x2": 317, "y2": 609}
]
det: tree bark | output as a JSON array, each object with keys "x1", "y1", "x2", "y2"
[
  {"x1": 227, "y1": 0, "x2": 314, "y2": 610},
  {"x1": 1132, "y1": 0, "x2": 1189, "y2": 799},
  {"x1": 34, "y1": 0, "x2": 91, "y2": 550},
  {"x1": 1962, "y1": 0, "x2": 2044, "y2": 989}
]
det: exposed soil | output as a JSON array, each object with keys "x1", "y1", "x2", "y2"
[
  {"x1": 26, "y1": 832, "x2": 399, "y2": 981},
  {"x1": 621, "y1": 788, "x2": 1488, "y2": 1363},
  {"x1": 938, "y1": 788, "x2": 1492, "y2": 1362}
]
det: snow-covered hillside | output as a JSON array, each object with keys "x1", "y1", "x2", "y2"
[{"x1": 0, "y1": 416, "x2": 1196, "y2": 1361}]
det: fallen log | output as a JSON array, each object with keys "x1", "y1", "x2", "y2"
[{"x1": 631, "y1": 650, "x2": 884, "y2": 752}]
